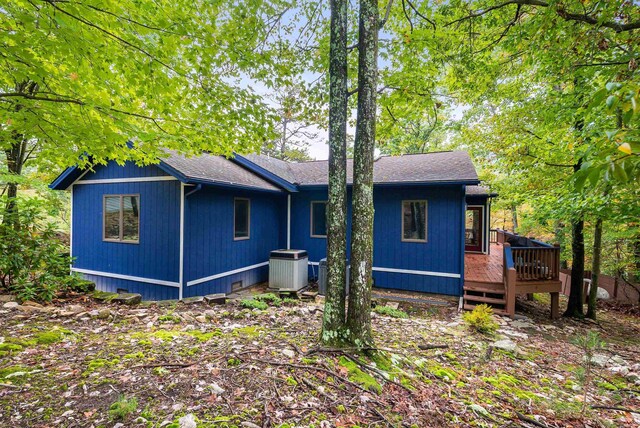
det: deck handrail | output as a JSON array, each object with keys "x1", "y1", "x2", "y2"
[{"x1": 511, "y1": 246, "x2": 560, "y2": 281}]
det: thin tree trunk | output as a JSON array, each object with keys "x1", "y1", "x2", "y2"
[
  {"x1": 564, "y1": 212, "x2": 585, "y2": 318},
  {"x1": 3, "y1": 80, "x2": 37, "y2": 229},
  {"x1": 347, "y1": 0, "x2": 378, "y2": 346},
  {"x1": 586, "y1": 217, "x2": 603, "y2": 320},
  {"x1": 3, "y1": 131, "x2": 26, "y2": 229},
  {"x1": 564, "y1": 160, "x2": 586, "y2": 318},
  {"x1": 511, "y1": 204, "x2": 518, "y2": 233},
  {"x1": 321, "y1": 0, "x2": 349, "y2": 345}
]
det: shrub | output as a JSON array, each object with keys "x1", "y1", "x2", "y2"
[
  {"x1": 0, "y1": 197, "x2": 88, "y2": 302},
  {"x1": 108, "y1": 395, "x2": 138, "y2": 420},
  {"x1": 254, "y1": 293, "x2": 282, "y2": 306},
  {"x1": 240, "y1": 299, "x2": 268, "y2": 310},
  {"x1": 463, "y1": 304, "x2": 498, "y2": 334},
  {"x1": 373, "y1": 305, "x2": 409, "y2": 319}
]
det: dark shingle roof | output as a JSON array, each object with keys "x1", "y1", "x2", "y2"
[
  {"x1": 466, "y1": 185, "x2": 497, "y2": 197},
  {"x1": 242, "y1": 154, "x2": 299, "y2": 184},
  {"x1": 244, "y1": 151, "x2": 479, "y2": 186},
  {"x1": 161, "y1": 151, "x2": 281, "y2": 192}
]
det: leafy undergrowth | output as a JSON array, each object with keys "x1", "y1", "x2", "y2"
[{"x1": 0, "y1": 295, "x2": 639, "y2": 427}]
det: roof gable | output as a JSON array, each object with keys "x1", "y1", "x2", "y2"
[{"x1": 50, "y1": 151, "x2": 282, "y2": 192}]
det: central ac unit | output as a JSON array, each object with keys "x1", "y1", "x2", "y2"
[{"x1": 268, "y1": 249, "x2": 308, "y2": 291}]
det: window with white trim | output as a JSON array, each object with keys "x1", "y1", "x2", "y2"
[
  {"x1": 402, "y1": 200, "x2": 427, "y2": 242},
  {"x1": 234, "y1": 198, "x2": 250, "y2": 240},
  {"x1": 103, "y1": 195, "x2": 140, "y2": 243},
  {"x1": 310, "y1": 201, "x2": 327, "y2": 237}
]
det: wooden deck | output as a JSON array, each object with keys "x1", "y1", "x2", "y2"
[
  {"x1": 465, "y1": 243, "x2": 504, "y2": 284},
  {"x1": 464, "y1": 233, "x2": 562, "y2": 319}
]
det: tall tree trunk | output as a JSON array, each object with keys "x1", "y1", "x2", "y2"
[
  {"x1": 511, "y1": 204, "x2": 518, "y2": 233},
  {"x1": 3, "y1": 126, "x2": 27, "y2": 230},
  {"x1": 3, "y1": 80, "x2": 37, "y2": 229},
  {"x1": 564, "y1": 161, "x2": 585, "y2": 318},
  {"x1": 586, "y1": 217, "x2": 603, "y2": 320},
  {"x1": 347, "y1": 0, "x2": 378, "y2": 346},
  {"x1": 564, "y1": 216, "x2": 585, "y2": 317},
  {"x1": 321, "y1": 0, "x2": 349, "y2": 345}
]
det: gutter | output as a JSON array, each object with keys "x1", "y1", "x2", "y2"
[{"x1": 185, "y1": 184, "x2": 202, "y2": 198}]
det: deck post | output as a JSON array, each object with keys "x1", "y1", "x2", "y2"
[
  {"x1": 550, "y1": 292, "x2": 559, "y2": 319},
  {"x1": 503, "y1": 243, "x2": 517, "y2": 319},
  {"x1": 505, "y1": 268, "x2": 517, "y2": 319}
]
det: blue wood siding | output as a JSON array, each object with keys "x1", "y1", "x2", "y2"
[
  {"x1": 185, "y1": 266, "x2": 269, "y2": 297},
  {"x1": 290, "y1": 189, "x2": 327, "y2": 264},
  {"x1": 83, "y1": 162, "x2": 169, "y2": 180},
  {"x1": 72, "y1": 162, "x2": 181, "y2": 298},
  {"x1": 183, "y1": 187, "x2": 285, "y2": 296},
  {"x1": 289, "y1": 185, "x2": 465, "y2": 295},
  {"x1": 372, "y1": 186, "x2": 464, "y2": 295},
  {"x1": 81, "y1": 274, "x2": 179, "y2": 301}
]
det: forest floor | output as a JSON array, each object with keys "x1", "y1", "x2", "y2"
[{"x1": 1, "y1": 290, "x2": 640, "y2": 428}]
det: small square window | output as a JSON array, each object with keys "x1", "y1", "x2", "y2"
[
  {"x1": 310, "y1": 201, "x2": 327, "y2": 238},
  {"x1": 402, "y1": 200, "x2": 427, "y2": 242},
  {"x1": 103, "y1": 195, "x2": 139, "y2": 243},
  {"x1": 234, "y1": 198, "x2": 250, "y2": 240}
]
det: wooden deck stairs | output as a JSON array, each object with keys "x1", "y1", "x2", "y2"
[{"x1": 463, "y1": 280, "x2": 508, "y2": 315}]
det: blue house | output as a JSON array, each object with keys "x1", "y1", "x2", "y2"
[{"x1": 50, "y1": 150, "x2": 493, "y2": 301}]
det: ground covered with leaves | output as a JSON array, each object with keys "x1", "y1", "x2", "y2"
[{"x1": 1, "y1": 291, "x2": 640, "y2": 427}]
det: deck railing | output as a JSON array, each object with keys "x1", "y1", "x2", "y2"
[
  {"x1": 489, "y1": 229, "x2": 498, "y2": 244},
  {"x1": 511, "y1": 246, "x2": 560, "y2": 281},
  {"x1": 495, "y1": 229, "x2": 561, "y2": 282}
]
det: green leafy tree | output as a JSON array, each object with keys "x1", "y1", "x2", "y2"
[{"x1": 1, "y1": 0, "x2": 299, "y2": 221}]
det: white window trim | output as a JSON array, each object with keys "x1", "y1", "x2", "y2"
[
  {"x1": 310, "y1": 201, "x2": 328, "y2": 238},
  {"x1": 233, "y1": 197, "x2": 251, "y2": 241},
  {"x1": 401, "y1": 199, "x2": 428, "y2": 243},
  {"x1": 103, "y1": 194, "x2": 140, "y2": 244}
]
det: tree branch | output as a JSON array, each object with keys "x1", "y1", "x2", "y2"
[
  {"x1": 474, "y1": 4, "x2": 521, "y2": 54},
  {"x1": 0, "y1": 92, "x2": 171, "y2": 133},
  {"x1": 573, "y1": 60, "x2": 632, "y2": 68},
  {"x1": 41, "y1": 0, "x2": 183, "y2": 76},
  {"x1": 379, "y1": 0, "x2": 394, "y2": 30},
  {"x1": 406, "y1": 0, "x2": 436, "y2": 30},
  {"x1": 446, "y1": 0, "x2": 640, "y2": 32},
  {"x1": 401, "y1": 0, "x2": 414, "y2": 33},
  {"x1": 385, "y1": 105, "x2": 398, "y2": 123},
  {"x1": 524, "y1": 152, "x2": 574, "y2": 168}
]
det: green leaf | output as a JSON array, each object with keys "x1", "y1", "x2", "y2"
[
  {"x1": 612, "y1": 163, "x2": 628, "y2": 182},
  {"x1": 574, "y1": 170, "x2": 589, "y2": 190},
  {"x1": 588, "y1": 88, "x2": 608, "y2": 110},
  {"x1": 587, "y1": 168, "x2": 601, "y2": 187}
]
